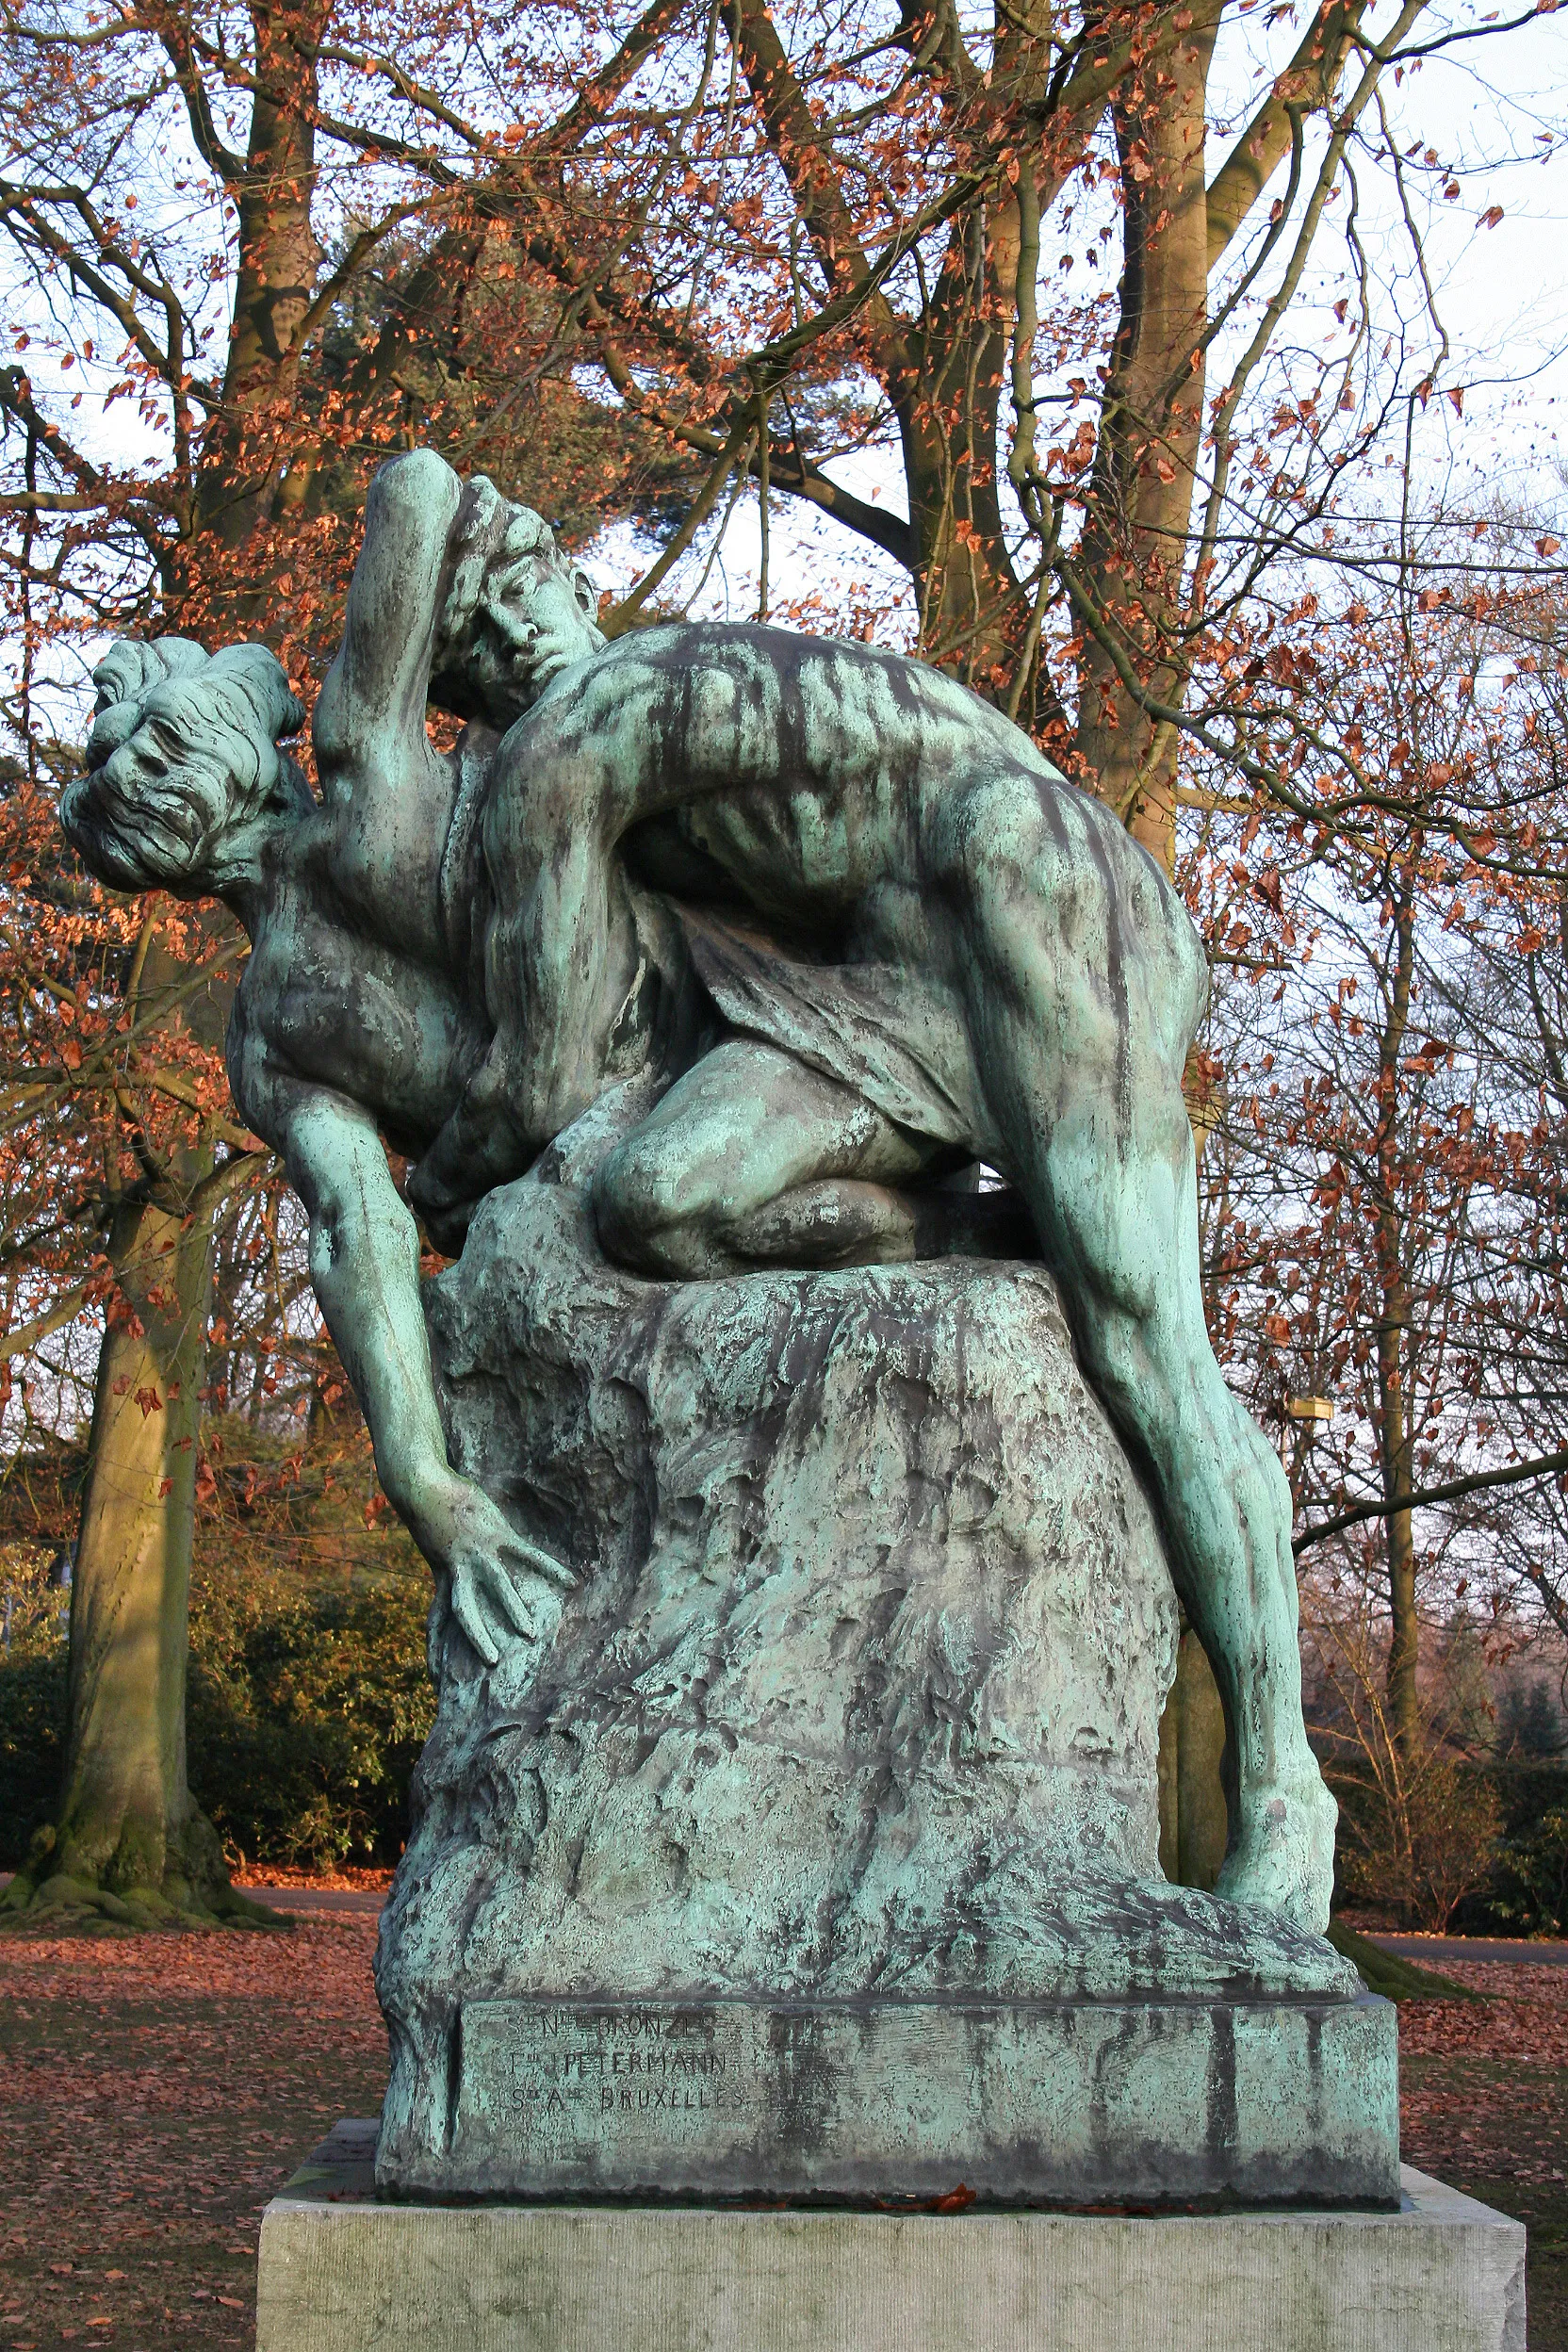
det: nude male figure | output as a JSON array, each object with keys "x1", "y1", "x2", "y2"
[{"x1": 61, "y1": 447, "x2": 1336, "y2": 1934}]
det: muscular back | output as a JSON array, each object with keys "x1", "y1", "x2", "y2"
[{"x1": 504, "y1": 621, "x2": 1064, "y2": 928}]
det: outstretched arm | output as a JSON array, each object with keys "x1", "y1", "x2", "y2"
[{"x1": 273, "y1": 1080, "x2": 572, "y2": 1666}]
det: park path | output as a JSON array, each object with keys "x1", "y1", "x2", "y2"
[
  {"x1": 1369, "y1": 1932, "x2": 1568, "y2": 1969},
  {"x1": 11, "y1": 1878, "x2": 1568, "y2": 1956}
]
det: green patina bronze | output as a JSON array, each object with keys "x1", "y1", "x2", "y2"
[{"x1": 58, "y1": 448, "x2": 1391, "y2": 2205}]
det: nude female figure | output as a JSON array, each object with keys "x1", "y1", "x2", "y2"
[{"x1": 60, "y1": 447, "x2": 1336, "y2": 1935}]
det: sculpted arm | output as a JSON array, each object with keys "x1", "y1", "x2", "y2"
[
  {"x1": 312, "y1": 448, "x2": 465, "y2": 805},
  {"x1": 410, "y1": 720, "x2": 642, "y2": 1234},
  {"x1": 259, "y1": 1072, "x2": 572, "y2": 1665}
]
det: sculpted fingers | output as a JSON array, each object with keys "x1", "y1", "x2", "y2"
[
  {"x1": 427, "y1": 1570, "x2": 452, "y2": 1681},
  {"x1": 480, "y1": 1549, "x2": 552, "y2": 1640},
  {"x1": 498, "y1": 1530, "x2": 576, "y2": 1593},
  {"x1": 449, "y1": 1564, "x2": 502, "y2": 1668},
  {"x1": 425, "y1": 1478, "x2": 572, "y2": 1670}
]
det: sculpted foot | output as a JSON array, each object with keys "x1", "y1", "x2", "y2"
[{"x1": 1215, "y1": 1770, "x2": 1338, "y2": 1937}]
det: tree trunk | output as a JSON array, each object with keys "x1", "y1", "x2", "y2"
[
  {"x1": 1157, "y1": 1626, "x2": 1230, "y2": 1890},
  {"x1": 6, "y1": 7, "x2": 326, "y2": 1933},
  {"x1": 899, "y1": 204, "x2": 1022, "y2": 695},
  {"x1": 1376, "y1": 885, "x2": 1421, "y2": 1750},
  {"x1": 179, "y1": 0, "x2": 325, "y2": 625},
  {"x1": 4, "y1": 924, "x2": 273, "y2": 1929},
  {"x1": 1072, "y1": 7, "x2": 1219, "y2": 873},
  {"x1": 24, "y1": 1200, "x2": 221, "y2": 1915}
]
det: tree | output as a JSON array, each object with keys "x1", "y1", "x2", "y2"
[
  {"x1": 1190, "y1": 542, "x2": 1568, "y2": 1794},
  {"x1": 343, "y1": 0, "x2": 1544, "y2": 871},
  {"x1": 0, "y1": 0, "x2": 362, "y2": 1919},
  {"x1": 0, "y1": 0, "x2": 1560, "y2": 1919},
  {"x1": 0, "y1": 0, "x2": 719, "y2": 1919}
]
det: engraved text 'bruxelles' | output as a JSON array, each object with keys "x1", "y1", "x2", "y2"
[{"x1": 505, "y1": 2008, "x2": 761, "y2": 2119}]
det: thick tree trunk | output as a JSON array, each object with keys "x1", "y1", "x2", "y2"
[
  {"x1": 4, "y1": 924, "x2": 274, "y2": 1930},
  {"x1": 40, "y1": 1204, "x2": 223, "y2": 1910},
  {"x1": 899, "y1": 208, "x2": 1022, "y2": 695},
  {"x1": 6, "y1": 1189, "x2": 269, "y2": 1925},
  {"x1": 1072, "y1": 8, "x2": 1219, "y2": 873},
  {"x1": 1156, "y1": 1626, "x2": 1230, "y2": 1889},
  {"x1": 6, "y1": 11, "x2": 325, "y2": 1936},
  {"x1": 181, "y1": 0, "x2": 325, "y2": 623}
]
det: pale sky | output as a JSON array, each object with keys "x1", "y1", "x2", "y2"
[{"x1": 8, "y1": 0, "x2": 1568, "y2": 710}]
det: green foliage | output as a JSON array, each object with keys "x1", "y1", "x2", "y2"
[
  {"x1": 1454, "y1": 1763, "x2": 1568, "y2": 1937},
  {"x1": 185, "y1": 1559, "x2": 433, "y2": 1872},
  {"x1": 0, "y1": 1657, "x2": 66, "y2": 1869},
  {"x1": 1480, "y1": 1805, "x2": 1568, "y2": 1936},
  {"x1": 0, "y1": 1547, "x2": 69, "y2": 1866},
  {"x1": 0, "y1": 1539, "x2": 434, "y2": 1875}
]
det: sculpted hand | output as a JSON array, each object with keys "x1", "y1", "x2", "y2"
[{"x1": 415, "y1": 1474, "x2": 574, "y2": 1670}]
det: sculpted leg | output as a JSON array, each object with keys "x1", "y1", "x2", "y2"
[
  {"x1": 1039, "y1": 1108, "x2": 1336, "y2": 1933},
  {"x1": 954, "y1": 779, "x2": 1335, "y2": 1935},
  {"x1": 593, "y1": 1039, "x2": 936, "y2": 1277}
]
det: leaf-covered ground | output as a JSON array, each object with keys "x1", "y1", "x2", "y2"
[
  {"x1": 0, "y1": 1916, "x2": 384, "y2": 2349},
  {"x1": 1398, "y1": 1954, "x2": 1568, "y2": 2345},
  {"x1": 0, "y1": 1929, "x2": 1562, "y2": 2348}
]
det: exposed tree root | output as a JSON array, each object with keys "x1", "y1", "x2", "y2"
[{"x1": 1, "y1": 1819, "x2": 289, "y2": 1933}]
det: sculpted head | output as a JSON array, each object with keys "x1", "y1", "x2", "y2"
[
  {"x1": 430, "y1": 476, "x2": 604, "y2": 731},
  {"x1": 61, "y1": 638, "x2": 309, "y2": 900}
]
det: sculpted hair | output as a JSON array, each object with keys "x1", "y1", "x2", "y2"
[
  {"x1": 432, "y1": 475, "x2": 554, "y2": 684},
  {"x1": 429, "y1": 474, "x2": 602, "y2": 728},
  {"x1": 61, "y1": 639, "x2": 307, "y2": 897}
]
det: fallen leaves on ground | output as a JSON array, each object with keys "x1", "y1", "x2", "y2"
[
  {"x1": 1399, "y1": 1957, "x2": 1568, "y2": 2192},
  {"x1": 228, "y1": 1868, "x2": 392, "y2": 1893},
  {"x1": 0, "y1": 1917, "x2": 385, "y2": 2350},
  {"x1": 3, "y1": 1925, "x2": 1566, "y2": 2349}
]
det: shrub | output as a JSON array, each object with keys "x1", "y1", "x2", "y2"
[
  {"x1": 186, "y1": 1567, "x2": 434, "y2": 1870},
  {"x1": 1450, "y1": 1762, "x2": 1568, "y2": 1936},
  {"x1": 0, "y1": 1650, "x2": 67, "y2": 1869},
  {"x1": 1481, "y1": 1805, "x2": 1568, "y2": 1936},
  {"x1": 0, "y1": 1553, "x2": 433, "y2": 1875},
  {"x1": 1330, "y1": 1742, "x2": 1504, "y2": 1931}
]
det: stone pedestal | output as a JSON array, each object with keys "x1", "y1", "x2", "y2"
[
  {"x1": 438, "y1": 1989, "x2": 1396, "y2": 2206},
  {"x1": 376, "y1": 1160, "x2": 1378, "y2": 2201},
  {"x1": 255, "y1": 2123, "x2": 1524, "y2": 2352}
]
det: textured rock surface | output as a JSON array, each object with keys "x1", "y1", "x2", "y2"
[{"x1": 374, "y1": 1155, "x2": 1359, "y2": 2182}]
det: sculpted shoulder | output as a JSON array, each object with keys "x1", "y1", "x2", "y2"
[{"x1": 524, "y1": 620, "x2": 1060, "y2": 759}]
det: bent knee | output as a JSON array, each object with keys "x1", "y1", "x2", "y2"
[{"x1": 592, "y1": 1135, "x2": 710, "y2": 1274}]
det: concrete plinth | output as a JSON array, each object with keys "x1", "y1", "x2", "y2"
[{"x1": 256, "y1": 2121, "x2": 1525, "y2": 2352}]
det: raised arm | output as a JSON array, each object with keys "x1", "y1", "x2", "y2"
[
  {"x1": 271, "y1": 1078, "x2": 573, "y2": 1668},
  {"x1": 312, "y1": 449, "x2": 466, "y2": 809}
]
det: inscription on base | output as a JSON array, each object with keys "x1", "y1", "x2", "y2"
[
  {"x1": 456, "y1": 2000, "x2": 833, "y2": 2178},
  {"x1": 500, "y1": 2005, "x2": 764, "y2": 2131},
  {"x1": 447, "y1": 1993, "x2": 1400, "y2": 2208}
]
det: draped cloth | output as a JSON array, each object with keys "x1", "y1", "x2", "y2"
[
  {"x1": 676, "y1": 906, "x2": 982, "y2": 1150},
  {"x1": 437, "y1": 744, "x2": 986, "y2": 1154}
]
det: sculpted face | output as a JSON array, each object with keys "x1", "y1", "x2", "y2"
[
  {"x1": 432, "y1": 490, "x2": 605, "y2": 732},
  {"x1": 62, "y1": 640, "x2": 306, "y2": 898}
]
